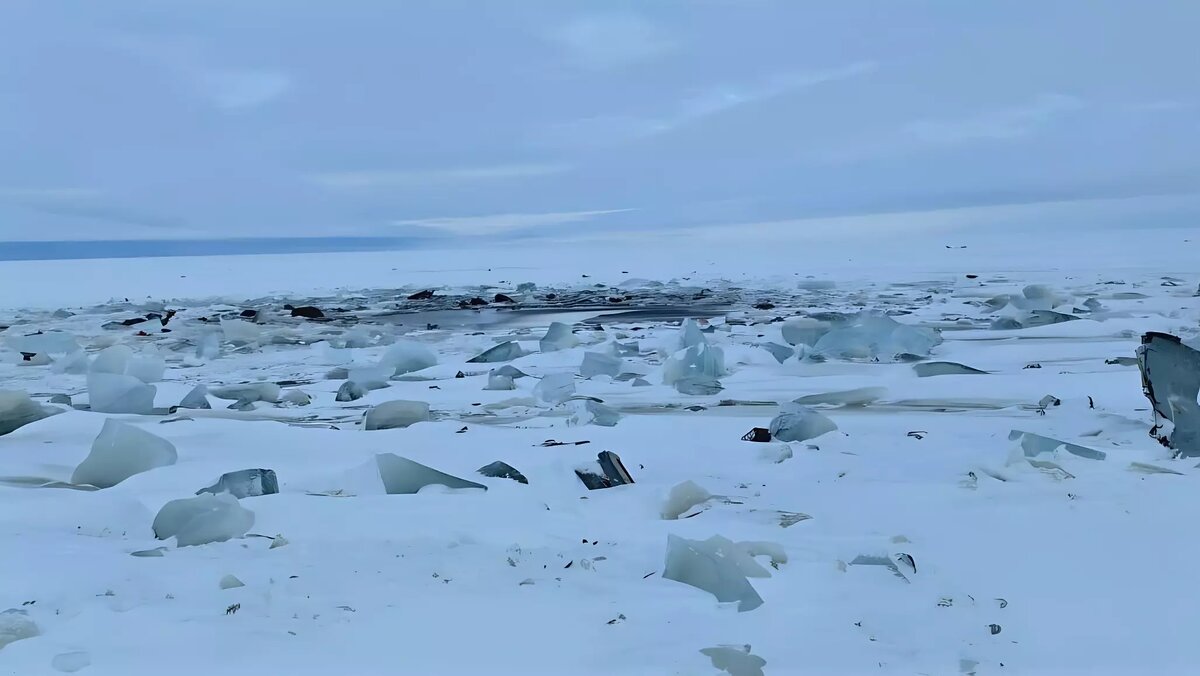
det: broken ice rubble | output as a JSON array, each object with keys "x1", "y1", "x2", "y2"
[
  {"x1": 336, "y1": 381, "x2": 367, "y2": 402},
  {"x1": 700, "y1": 645, "x2": 767, "y2": 676},
  {"x1": 3, "y1": 330, "x2": 78, "y2": 355},
  {"x1": 51, "y1": 350, "x2": 89, "y2": 375},
  {"x1": 152, "y1": 493, "x2": 254, "y2": 547},
  {"x1": 783, "y1": 313, "x2": 941, "y2": 361},
  {"x1": 347, "y1": 365, "x2": 393, "y2": 390},
  {"x1": 793, "y1": 387, "x2": 885, "y2": 407},
  {"x1": 197, "y1": 468, "x2": 279, "y2": 499},
  {"x1": 72, "y1": 419, "x2": 178, "y2": 488},
  {"x1": 375, "y1": 453, "x2": 486, "y2": 493},
  {"x1": 768, "y1": 408, "x2": 837, "y2": 442},
  {"x1": 1137, "y1": 332, "x2": 1200, "y2": 456},
  {"x1": 378, "y1": 340, "x2": 437, "y2": 376},
  {"x1": 210, "y1": 383, "x2": 281, "y2": 406},
  {"x1": 662, "y1": 535, "x2": 778, "y2": 612},
  {"x1": 540, "y1": 322, "x2": 580, "y2": 352},
  {"x1": 674, "y1": 377, "x2": 723, "y2": 396},
  {"x1": 569, "y1": 400, "x2": 621, "y2": 427},
  {"x1": 87, "y1": 373, "x2": 157, "y2": 414},
  {"x1": 90, "y1": 344, "x2": 165, "y2": 383},
  {"x1": 484, "y1": 372, "x2": 516, "y2": 391},
  {"x1": 0, "y1": 390, "x2": 59, "y2": 437},
  {"x1": 913, "y1": 361, "x2": 988, "y2": 377},
  {"x1": 759, "y1": 342, "x2": 794, "y2": 364},
  {"x1": 362, "y1": 400, "x2": 431, "y2": 430}
]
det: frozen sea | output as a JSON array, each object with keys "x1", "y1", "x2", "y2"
[{"x1": 1, "y1": 227, "x2": 1198, "y2": 675}]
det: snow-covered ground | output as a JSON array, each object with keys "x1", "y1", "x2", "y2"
[{"x1": 2, "y1": 233, "x2": 1199, "y2": 675}]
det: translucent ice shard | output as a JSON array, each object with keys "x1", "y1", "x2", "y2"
[
  {"x1": 219, "y1": 574, "x2": 245, "y2": 590},
  {"x1": 580, "y1": 351, "x2": 622, "y2": 379},
  {"x1": 760, "y1": 342, "x2": 795, "y2": 364},
  {"x1": 661, "y1": 480, "x2": 712, "y2": 519},
  {"x1": 1008, "y1": 430, "x2": 1106, "y2": 461},
  {"x1": 540, "y1": 322, "x2": 580, "y2": 352},
  {"x1": 197, "y1": 468, "x2": 279, "y2": 498},
  {"x1": 781, "y1": 319, "x2": 831, "y2": 347},
  {"x1": 467, "y1": 341, "x2": 526, "y2": 363},
  {"x1": 700, "y1": 644, "x2": 766, "y2": 676},
  {"x1": 152, "y1": 493, "x2": 255, "y2": 546},
  {"x1": 379, "y1": 340, "x2": 437, "y2": 376},
  {"x1": 793, "y1": 387, "x2": 886, "y2": 407},
  {"x1": 569, "y1": 400, "x2": 621, "y2": 427},
  {"x1": 72, "y1": 419, "x2": 178, "y2": 488},
  {"x1": 1137, "y1": 332, "x2": 1200, "y2": 456},
  {"x1": 280, "y1": 389, "x2": 311, "y2": 406},
  {"x1": 125, "y1": 351, "x2": 166, "y2": 383},
  {"x1": 90, "y1": 344, "x2": 133, "y2": 375},
  {"x1": 51, "y1": 651, "x2": 91, "y2": 673},
  {"x1": 533, "y1": 373, "x2": 576, "y2": 404},
  {"x1": 663, "y1": 343, "x2": 726, "y2": 385},
  {"x1": 768, "y1": 408, "x2": 837, "y2": 442},
  {"x1": 374, "y1": 453, "x2": 486, "y2": 493},
  {"x1": 810, "y1": 313, "x2": 941, "y2": 360},
  {"x1": 87, "y1": 373, "x2": 157, "y2": 414},
  {"x1": 484, "y1": 372, "x2": 516, "y2": 390},
  {"x1": 195, "y1": 331, "x2": 221, "y2": 360},
  {"x1": 662, "y1": 534, "x2": 765, "y2": 612},
  {"x1": 362, "y1": 400, "x2": 431, "y2": 430},
  {"x1": 675, "y1": 377, "x2": 724, "y2": 396},
  {"x1": 51, "y1": 350, "x2": 89, "y2": 375},
  {"x1": 221, "y1": 319, "x2": 261, "y2": 346},
  {"x1": 0, "y1": 390, "x2": 59, "y2": 436},
  {"x1": 913, "y1": 361, "x2": 988, "y2": 377},
  {"x1": 0, "y1": 609, "x2": 39, "y2": 649},
  {"x1": 336, "y1": 380, "x2": 367, "y2": 402},
  {"x1": 347, "y1": 365, "x2": 392, "y2": 390},
  {"x1": 4, "y1": 330, "x2": 78, "y2": 355},
  {"x1": 678, "y1": 319, "x2": 708, "y2": 350}
]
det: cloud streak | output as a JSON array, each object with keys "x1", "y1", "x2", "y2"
[{"x1": 309, "y1": 163, "x2": 572, "y2": 190}]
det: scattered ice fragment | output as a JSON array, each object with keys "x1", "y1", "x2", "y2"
[
  {"x1": 484, "y1": 372, "x2": 516, "y2": 391},
  {"x1": 1128, "y1": 462, "x2": 1183, "y2": 475},
  {"x1": 336, "y1": 381, "x2": 367, "y2": 402},
  {"x1": 793, "y1": 387, "x2": 886, "y2": 407},
  {"x1": 210, "y1": 383, "x2": 281, "y2": 404},
  {"x1": 467, "y1": 341, "x2": 525, "y2": 363},
  {"x1": 533, "y1": 373, "x2": 576, "y2": 404},
  {"x1": 374, "y1": 453, "x2": 486, "y2": 493},
  {"x1": 219, "y1": 574, "x2": 245, "y2": 590},
  {"x1": 757, "y1": 443, "x2": 793, "y2": 464},
  {"x1": 130, "y1": 547, "x2": 167, "y2": 557},
  {"x1": 51, "y1": 651, "x2": 91, "y2": 673},
  {"x1": 614, "y1": 341, "x2": 640, "y2": 357},
  {"x1": 768, "y1": 408, "x2": 837, "y2": 443},
  {"x1": 1137, "y1": 332, "x2": 1200, "y2": 456},
  {"x1": 580, "y1": 351, "x2": 622, "y2": 379},
  {"x1": 52, "y1": 350, "x2": 89, "y2": 374},
  {"x1": 197, "y1": 469, "x2": 279, "y2": 499},
  {"x1": 362, "y1": 400, "x2": 431, "y2": 430},
  {"x1": 326, "y1": 367, "x2": 350, "y2": 380},
  {"x1": 269, "y1": 535, "x2": 289, "y2": 549},
  {"x1": 178, "y1": 385, "x2": 212, "y2": 410},
  {"x1": 280, "y1": 389, "x2": 311, "y2": 406},
  {"x1": 72, "y1": 419, "x2": 178, "y2": 488},
  {"x1": 1037, "y1": 394, "x2": 1061, "y2": 409},
  {"x1": 913, "y1": 361, "x2": 988, "y2": 377},
  {"x1": 678, "y1": 319, "x2": 709, "y2": 350},
  {"x1": 87, "y1": 373, "x2": 157, "y2": 414},
  {"x1": 575, "y1": 451, "x2": 634, "y2": 490},
  {"x1": 631, "y1": 378, "x2": 651, "y2": 387},
  {"x1": 570, "y1": 400, "x2": 621, "y2": 427},
  {"x1": 1009, "y1": 430, "x2": 1107, "y2": 461},
  {"x1": 994, "y1": 310, "x2": 1079, "y2": 330},
  {"x1": 124, "y1": 351, "x2": 166, "y2": 383},
  {"x1": 812, "y1": 313, "x2": 942, "y2": 360},
  {"x1": 477, "y1": 461, "x2": 528, "y2": 484},
  {"x1": 662, "y1": 535, "x2": 765, "y2": 612},
  {"x1": 90, "y1": 344, "x2": 132, "y2": 375},
  {"x1": 675, "y1": 377, "x2": 723, "y2": 396},
  {"x1": 848, "y1": 554, "x2": 909, "y2": 582},
  {"x1": 781, "y1": 319, "x2": 831, "y2": 347},
  {"x1": 379, "y1": 340, "x2": 437, "y2": 376},
  {"x1": 196, "y1": 332, "x2": 221, "y2": 360},
  {"x1": 49, "y1": 393, "x2": 72, "y2": 405},
  {"x1": 0, "y1": 609, "x2": 39, "y2": 649},
  {"x1": 663, "y1": 343, "x2": 726, "y2": 385},
  {"x1": 540, "y1": 322, "x2": 580, "y2": 352},
  {"x1": 491, "y1": 365, "x2": 529, "y2": 379},
  {"x1": 153, "y1": 493, "x2": 255, "y2": 546},
  {"x1": 221, "y1": 319, "x2": 261, "y2": 346},
  {"x1": 661, "y1": 481, "x2": 712, "y2": 519},
  {"x1": 700, "y1": 645, "x2": 766, "y2": 676},
  {"x1": 759, "y1": 342, "x2": 794, "y2": 364},
  {"x1": 347, "y1": 365, "x2": 392, "y2": 390},
  {"x1": 0, "y1": 390, "x2": 59, "y2": 436}
]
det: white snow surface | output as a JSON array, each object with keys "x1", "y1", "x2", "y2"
[{"x1": 1, "y1": 236, "x2": 1199, "y2": 674}]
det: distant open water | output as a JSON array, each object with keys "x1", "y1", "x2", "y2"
[{"x1": 0, "y1": 237, "x2": 422, "y2": 261}]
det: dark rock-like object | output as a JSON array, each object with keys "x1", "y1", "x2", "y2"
[
  {"x1": 494, "y1": 294, "x2": 515, "y2": 303},
  {"x1": 407, "y1": 289, "x2": 435, "y2": 301},
  {"x1": 336, "y1": 380, "x2": 367, "y2": 402},
  {"x1": 290, "y1": 306, "x2": 324, "y2": 319},
  {"x1": 197, "y1": 468, "x2": 279, "y2": 499},
  {"x1": 575, "y1": 451, "x2": 634, "y2": 490},
  {"x1": 741, "y1": 427, "x2": 772, "y2": 442},
  {"x1": 477, "y1": 461, "x2": 528, "y2": 484},
  {"x1": 1137, "y1": 332, "x2": 1200, "y2": 455}
]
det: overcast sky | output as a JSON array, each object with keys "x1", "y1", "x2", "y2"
[{"x1": 1, "y1": 0, "x2": 1197, "y2": 242}]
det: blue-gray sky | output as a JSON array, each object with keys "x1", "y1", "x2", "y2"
[{"x1": 1, "y1": 0, "x2": 1197, "y2": 242}]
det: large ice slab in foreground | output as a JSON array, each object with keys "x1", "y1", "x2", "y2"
[
  {"x1": 1137, "y1": 332, "x2": 1200, "y2": 456},
  {"x1": 152, "y1": 493, "x2": 255, "y2": 547},
  {"x1": 662, "y1": 534, "x2": 771, "y2": 612},
  {"x1": 87, "y1": 373, "x2": 157, "y2": 414},
  {"x1": 72, "y1": 419, "x2": 178, "y2": 488}
]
